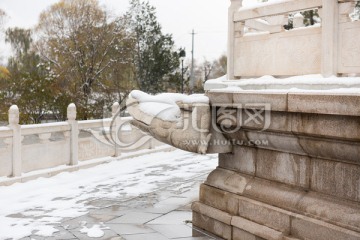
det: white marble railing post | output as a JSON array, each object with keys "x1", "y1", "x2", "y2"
[
  {"x1": 8, "y1": 105, "x2": 22, "y2": 177},
  {"x1": 112, "y1": 102, "x2": 121, "y2": 157},
  {"x1": 228, "y1": 0, "x2": 243, "y2": 80},
  {"x1": 321, "y1": 0, "x2": 339, "y2": 77},
  {"x1": 67, "y1": 103, "x2": 78, "y2": 165}
]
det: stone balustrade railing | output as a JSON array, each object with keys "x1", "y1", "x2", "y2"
[
  {"x1": 228, "y1": 0, "x2": 360, "y2": 79},
  {"x1": 0, "y1": 103, "x2": 161, "y2": 179}
]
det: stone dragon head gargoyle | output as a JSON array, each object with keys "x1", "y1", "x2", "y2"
[{"x1": 126, "y1": 90, "x2": 231, "y2": 154}]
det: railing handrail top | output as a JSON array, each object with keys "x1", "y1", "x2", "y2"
[
  {"x1": 21, "y1": 122, "x2": 71, "y2": 135},
  {"x1": 21, "y1": 122, "x2": 69, "y2": 129},
  {"x1": 0, "y1": 126, "x2": 11, "y2": 131},
  {"x1": 0, "y1": 126, "x2": 12, "y2": 138},
  {"x1": 0, "y1": 117, "x2": 135, "y2": 135},
  {"x1": 235, "y1": 0, "x2": 323, "y2": 22}
]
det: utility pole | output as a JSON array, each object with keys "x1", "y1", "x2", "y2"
[
  {"x1": 190, "y1": 29, "x2": 196, "y2": 93},
  {"x1": 179, "y1": 48, "x2": 186, "y2": 94}
]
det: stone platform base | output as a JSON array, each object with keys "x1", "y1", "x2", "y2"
[{"x1": 192, "y1": 178, "x2": 360, "y2": 240}]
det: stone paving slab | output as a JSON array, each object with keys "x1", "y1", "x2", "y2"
[
  {"x1": 147, "y1": 211, "x2": 192, "y2": 225},
  {"x1": 107, "y1": 212, "x2": 162, "y2": 224},
  {"x1": 19, "y1": 176, "x2": 222, "y2": 240},
  {"x1": 16, "y1": 152, "x2": 222, "y2": 240},
  {"x1": 106, "y1": 224, "x2": 156, "y2": 235}
]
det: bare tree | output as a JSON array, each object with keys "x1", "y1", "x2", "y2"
[
  {"x1": 203, "y1": 59, "x2": 214, "y2": 82},
  {"x1": 35, "y1": 0, "x2": 132, "y2": 119},
  {"x1": 0, "y1": 9, "x2": 6, "y2": 29}
]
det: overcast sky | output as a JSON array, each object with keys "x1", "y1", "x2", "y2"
[{"x1": 0, "y1": 0, "x2": 256, "y2": 63}]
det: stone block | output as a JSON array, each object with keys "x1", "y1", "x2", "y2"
[
  {"x1": 256, "y1": 148, "x2": 310, "y2": 188},
  {"x1": 233, "y1": 91, "x2": 288, "y2": 112},
  {"x1": 199, "y1": 184, "x2": 239, "y2": 215},
  {"x1": 207, "y1": 91, "x2": 233, "y2": 106},
  {"x1": 206, "y1": 168, "x2": 304, "y2": 211},
  {"x1": 205, "y1": 168, "x2": 360, "y2": 233},
  {"x1": 288, "y1": 92, "x2": 360, "y2": 116},
  {"x1": 244, "y1": 131, "x2": 306, "y2": 156},
  {"x1": 297, "y1": 192, "x2": 360, "y2": 233},
  {"x1": 291, "y1": 214, "x2": 360, "y2": 240},
  {"x1": 299, "y1": 137, "x2": 360, "y2": 164},
  {"x1": 311, "y1": 159, "x2": 360, "y2": 202},
  {"x1": 191, "y1": 202, "x2": 232, "y2": 225},
  {"x1": 224, "y1": 130, "x2": 250, "y2": 145},
  {"x1": 231, "y1": 216, "x2": 284, "y2": 240},
  {"x1": 224, "y1": 130, "x2": 360, "y2": 164},
  {"x1": 291, "y1": 112, "x2": 360, "y2": 141},
  {"x1": 283, "y1": 236, "x2": 301, "y2": 240},
  {"x1": 238, "y1": 198, "x2": 292, "y2": 234},
  {"x1": 200, "y1": 184, "x2": 292, "y2": 234},
  {"x1": 263, "y1": 111, "x2": 292, "y2": 133},
  {"x1": 219, "y1": 146, "x2": 256, "y2": 175},
  {"x1": 192, "y1": 211, "x2": 232, "y2": 240},
  {"x1": 233, "y1": 228, "x2": 266, "y2": 240},
  {"x1": 206, "y1": 168, "x2": 253, "y2": 195},
  {"x1": 207, "y1": 126, "x2": 233, "y2": 154}
]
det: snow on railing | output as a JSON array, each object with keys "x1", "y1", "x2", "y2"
[
  {"x1": 0, "y1": 103, "x2": 161, "y2": 179},
  {"x1": 228, "y1": 0, "x2": 360, "y2": 79}
]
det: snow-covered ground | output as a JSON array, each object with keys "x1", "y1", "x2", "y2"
[{"x1": 0, "y1": 150, "x2": 218, "y2": 240}]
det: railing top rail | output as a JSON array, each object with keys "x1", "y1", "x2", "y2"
[
  {"x1": 0, "y1": 126, "x2": 12, "y2": 138},
  {"x1": 120, "y1": 116, "x2": 133, "y2": 121},
  {"x1": 234, "y1": 0, "x2": 323, "y2": 22},
  {"x1": 21, "y1": 122, "x2": 70, "y2": 135},
  {"x1": 78, "y1": 119, "x2": 111, "y2": 130},
  {"x1": 78, "y1": 117, "x2": 133, "y2": 130}
]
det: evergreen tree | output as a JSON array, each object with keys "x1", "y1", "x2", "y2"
[{"x1": 127, "y1": 0, "x2": 180, "y2": 94}]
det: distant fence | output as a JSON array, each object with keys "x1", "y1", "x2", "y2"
[{"x1": 0, "y1": 102, "x2": 162, "y2": 178}]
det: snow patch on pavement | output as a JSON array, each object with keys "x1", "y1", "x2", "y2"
[
  {"x1": 80, "y1": 224, "x2": 109, "y2": 238},
  {"x1": 0, "y1": 150, "x2": 217, "y2": 240}
]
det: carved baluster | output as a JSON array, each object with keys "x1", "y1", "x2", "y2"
[
  {"x1": 264, "y1": 14, "x2": 286, "y2": 33},
  {"x1": 339, "y1": 2, "x2": 356, "y2": 23},
  {"x1": 293, "y1": 12, "x2": 305, "y2": 28}
]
